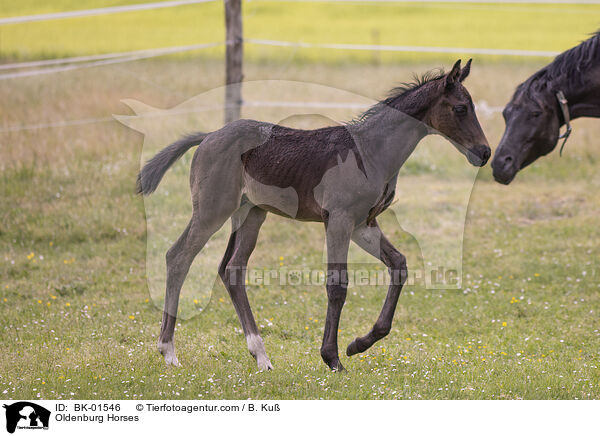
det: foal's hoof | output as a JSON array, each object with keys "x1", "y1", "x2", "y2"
[
  {"x1": 328, "y1": 360, "x2": 346, "y2": 372},
  {"x1": 257, "y1": 356, "x2": 274, "y2": 371},
  {"x1": 164, "y1": 353, "x2": 181, "y2": 367},
  {"x1": 158, "y1": 341, "x2": 181, "y2": 367},
  {"x1": 332, "y1": 362, "x2": 346, "y2": 372},
  {"x1": 346, "y1": 337, "x2": 368, "y2": 356}
]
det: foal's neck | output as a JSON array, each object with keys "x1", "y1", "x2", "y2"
[{"x1": 350, "y1": 90, "x2": 434, "y2": 181}]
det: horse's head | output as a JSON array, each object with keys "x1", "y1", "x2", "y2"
[
  {"x1": 426, "y1": 59, "x2": 491, "y2": 167},
  {"x1": 492, "y1": 77, "x2": 561, "y2": 184}
]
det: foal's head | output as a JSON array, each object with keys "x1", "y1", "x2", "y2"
[{"x1": 424, "y1": 59, "x2": 491, "y2": 167}]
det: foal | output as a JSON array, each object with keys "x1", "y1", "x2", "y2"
[{"x1": 138, "y1": 59, "x2": 490, "y2": 371}]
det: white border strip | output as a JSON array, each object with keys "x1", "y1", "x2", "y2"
[
  {"x1": 247, "y1": 38, "x2": 560, "y2": 57},
  {"x1": 0, "y1": 0, "x2": 216, "y2": 25}
]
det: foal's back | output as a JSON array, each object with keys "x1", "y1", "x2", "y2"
[{"x1": 240, "y1": 123, "x2": 365, "y2": 221}]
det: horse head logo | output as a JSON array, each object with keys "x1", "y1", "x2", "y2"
[{"x1": 3, "y1": 402, "x2": 50, "y2": 433}]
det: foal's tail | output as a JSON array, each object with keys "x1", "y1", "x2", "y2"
[{"x1": 136, "y1": 131, "x2": 208, "y2": 196}]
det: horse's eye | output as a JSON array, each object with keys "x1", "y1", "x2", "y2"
[
  {"x1": 531, "y1": 111, "x2": 542, "y2": 118},
  {"x1": 453, "y1": 105, "x2": 467, "y2": 115}
]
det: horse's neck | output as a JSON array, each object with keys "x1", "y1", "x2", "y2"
[
  {"x1": 351, "y1": 103, "x2": 429, "y2": 182},
  {"x1": 563, "y1": 66, "x2": 600, "y2": 120}
]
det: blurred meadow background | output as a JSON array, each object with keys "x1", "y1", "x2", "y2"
[{"x1": 0, "y1": 0, "x2": 599, "y2": 399}]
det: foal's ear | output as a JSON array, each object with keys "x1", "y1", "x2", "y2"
[
  {"x1": 459, "y1": 58, "x2": 472, "y2": 82},
  {"x1": 445, "y1": 59, "x2": 462, "y2": 88}
]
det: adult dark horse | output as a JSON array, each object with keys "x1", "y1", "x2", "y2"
[
  {"x1": 492, "y1": 31, "x2": 600, "y2": 184},
  {"x1": 138, "y1": 60, "x2": 490, "y2": 371}
]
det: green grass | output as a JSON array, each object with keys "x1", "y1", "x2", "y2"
[
  {"x1": 1, "y1": 1, "x2": 599, "y2": 63},
  {"x1": 1, "y1": 58, "x2": 599, "y2": 399}
]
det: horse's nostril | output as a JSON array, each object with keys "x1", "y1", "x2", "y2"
[{"x1": 504, "y1": 155, "x2": 513, "y2": 163}]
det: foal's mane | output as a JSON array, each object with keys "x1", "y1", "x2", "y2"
[
  {"x1": 520, "y1": 30, "x2": 600, "y2": 97},
  {"x1": 348, "y1": 69, "x2": 445, "y2": 125}
]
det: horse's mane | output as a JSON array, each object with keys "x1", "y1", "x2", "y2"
[
  {"x1": 520, "y1": 30, "x2": 600, "y2": 97},
  {"x1": 349, "y1": 69, "x2": 445, "y2": 125}
]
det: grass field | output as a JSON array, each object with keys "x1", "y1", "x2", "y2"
[
  {"x1": 1, "y1": 1, "x2": 600, "y2": 63},
  {"x1": 1, "y1": 2, "x2": 599, "y2": 400},
  {"x1": 1, "y1": 58, "x2": 599, "y2": 399}
]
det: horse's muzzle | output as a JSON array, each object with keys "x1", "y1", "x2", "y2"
[{"x1": 491, "y1": 154, "x2": 517, "y2": 185}]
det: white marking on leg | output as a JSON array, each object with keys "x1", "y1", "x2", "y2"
[
  {"x1": 158, "y1": 340, "x2": 180, "y2": 367},
  {"x1": 246, "y1": 334, "x2": 273, "y2": 370}
]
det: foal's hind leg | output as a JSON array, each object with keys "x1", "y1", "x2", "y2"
[
  {"x1": 158, "y1": 191, "x2": 241, "y2": 366},
  {"x1": 346, "y1": 221, "x2": 407, "y2": 356},
  {"x1": 218, "y1": 207, "x2": 273, "y2": 370}
]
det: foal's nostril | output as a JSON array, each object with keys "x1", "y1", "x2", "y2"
[
  {"x1": 482, "y1": 147, "x2": 491, "y2": 161},
  {"x1": 474, "y1": 145, "x2": 491, "y2": 166}
]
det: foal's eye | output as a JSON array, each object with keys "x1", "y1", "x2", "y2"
[
  {"x1": 453, "y1": 105, "x2": 467, "y2": 115},
  {"x1": 530, "y1": 111, "x2": 542, "y2": 118}
]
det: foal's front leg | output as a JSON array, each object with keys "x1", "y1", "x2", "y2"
[
  {"x1": 321, "y1": 213, "x2": 353, "y2": 371},
  {"x1": 346, "y1": 221, "x2": 407, "y2": 356}
]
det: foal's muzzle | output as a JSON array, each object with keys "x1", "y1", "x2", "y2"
[{"x1": 467, "y1": 144, "x2": 491, "y2": 167}]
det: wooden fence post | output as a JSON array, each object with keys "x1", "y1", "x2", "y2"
[{"x1": 224, "y1": 0, "x2": 243, "y2": 124}]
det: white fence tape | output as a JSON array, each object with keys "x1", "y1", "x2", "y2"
[
  {"x1": 0, "y1": 0, "x2": 216, "y2": 25},
  {"x1": 0, "y1": 42, "x2": 223, "y2": 80},
  {"x1": 0, "y1": 36, "x2": 559, "y2": 81},
  {"x1": 247, "y1": 38, "x2": 560, "y2": 57},
  {"x1": 0, "y1": 51, "x2": 158, "y2": 71},
  {"x1": 2, "y1": 0, "x2": 598, "y2": 26}
]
